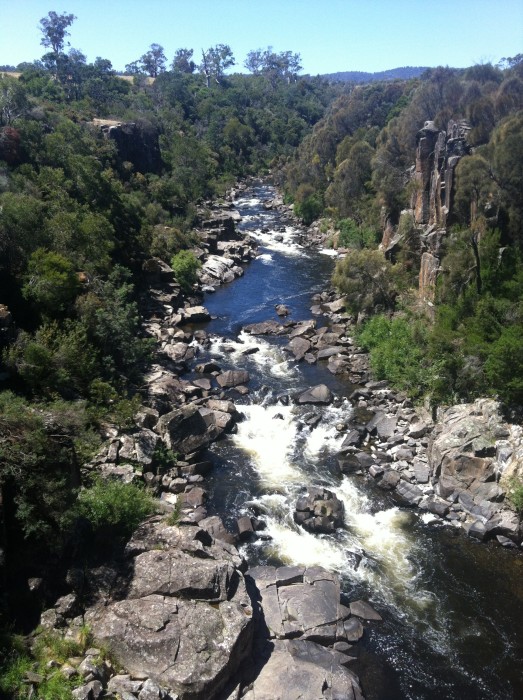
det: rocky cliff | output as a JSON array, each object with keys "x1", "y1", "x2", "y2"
[
  {"x1": 92, "y1": 119, "x2": 162, "y2": 174},
  {"x1": 382, "y1": 119, "x2": 472, "y2": 306}
]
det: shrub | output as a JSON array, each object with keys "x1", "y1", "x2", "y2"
[
  {"x1": 506, "y1": 477, "x2": 523, "y2": 515},
  {"x1": 336, "y1": 218, "x2": 378, "y2": 249},
  {"x1": 171, "y1": 249, "x2": 201, "y2": 292},
  {"x1": 358, "y1": 315, "x2": 430, "y2": 398},
  {"x1": 74, "y1": 478, "x2": 154, "y2": 539}
]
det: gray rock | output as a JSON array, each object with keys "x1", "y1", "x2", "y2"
[
  {"x1": 245, "y1": 639, "x2": 363, "y2": 700},
  {"x1": 395, "y1": 480, "x2": 424, "y2": 506},
  {"x1": 90, "y1": 520, "x2": 253, "y2": 700},
  {"x1": 286, "y1": 337, "x2": 311, "y2": 361},
  {"x1": 466, "y1": 520, "x2": 487, "y2": 540},
  {"x1": 377, "y1": 469, "x2": 400, "y2": 490},
  {"x1": 349, "y1": 600, "x2": 382, "y2": 621},
  {"x1": 294, "y1": 487, "x2": 344, "y2": 534},
  {"x1": 216, "y1": 370, "x2": 250, "y2": 388},
  {"x1": 296, "y1": 384, "x2": 333, "y2": 405}
]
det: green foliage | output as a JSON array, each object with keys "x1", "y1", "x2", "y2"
[
  {"x1": 336, "y1": 218, "x2": 379, "y2": 249},
  {"x1": 484, "y1": 326, "x2": 523, "y2": 406},
  {"x1": 165, "y1": 495, "x2": 182, "y2": 527},
  {"x1": 0, "y1": 391, "x2": 86, "y2": 544},
  {"x1": 73, "y1": 478, "x2": 154, "y2": 539},
  {"x1": 0, "y1": 628, "x2": 92, "y2": 699},
  {"x1": 332, "y1": 249, "x2": 408, "y2": 314},
  {"x1": 506, "y1": 476, "x2": 523, "y2": 514},
  {"x1": 358, "y1": 315, "x2": 431, "y2": 397},
  {"x1": 171, "y1": 249, "x2": 201, "y2": 292},
  {"x1": 22, "y1": 249, "x2": 81, "y2": 317}
]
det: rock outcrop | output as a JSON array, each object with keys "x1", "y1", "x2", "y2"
[
  {"x1": 84, "y1": 518, "x2": 252, "y2": 700},
  {"x1": 244, "y1": 565, "x2": 368, "y2": 700},
  {"x1": 93, "y1": 119, "x2": 162, "y2": 174}
]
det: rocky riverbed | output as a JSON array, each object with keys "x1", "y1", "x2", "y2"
[{"x1": 33, "y1": 182, "x2": 522, "y2": 700}]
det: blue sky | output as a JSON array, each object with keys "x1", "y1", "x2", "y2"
[{"x1": 1, "y1": 0, "x2": 522, "y2": 74}]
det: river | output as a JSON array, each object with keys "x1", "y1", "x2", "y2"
[{"x1": 193, "y1": 183, "x2": 523, "y2": 700}]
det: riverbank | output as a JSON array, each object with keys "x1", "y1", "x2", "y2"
[{"x1": 32, "y1": 181, "x2": 523, "y2": 700}]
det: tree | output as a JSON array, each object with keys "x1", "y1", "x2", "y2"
[
  {"x1": 140, "y1": 43, "x2": 167, "y2": 78},
  {"x1": 200, "y1": 44, "x2": 235, "y2": 87},
  {"x1": 244, "y1": 47, "x2": 302, "y2": 85},
  {"x1": 332, "y1": 248, "x2": 406, "y2": 313},
  {"x1": 39, "y1": 11, "x2": 76, "y2": 55},
  {"x1": 0, "y1": 75, "x2": 29, "y2": 126},
  {"x1": 172, "y1": 48, "x2": 195, "y2": 74},
  {"x1": 22, "y1": 248, "x2": 81, "y2": 317}
]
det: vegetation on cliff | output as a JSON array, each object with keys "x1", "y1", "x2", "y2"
[{"x1": 284, "y1": 59, "x2": 523, "y2": 409}]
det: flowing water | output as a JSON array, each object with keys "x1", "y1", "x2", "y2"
[{"x1": 193, "y1": 183, "x2": 523, "y2": 700}]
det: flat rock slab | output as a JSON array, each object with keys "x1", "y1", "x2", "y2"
[
  {"x1": 88, "y1": 520, "x2": 252, "y2": 700},
  {"x1": 349, "y1": 600, "x2": 382, "y2": 621},
  {"x1": 243, "y1": 320, "x2": 286, "y2": 335},
  {"x1": 243, "y1": 639, "x2": 363, "y2": 700}
]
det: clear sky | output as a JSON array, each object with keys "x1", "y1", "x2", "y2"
[{"x1": 1, "y1": 0, "x2": 522, "y2": 75}]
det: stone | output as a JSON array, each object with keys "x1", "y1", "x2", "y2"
[
  {"x1": 294, "y1": 487, "x2": 344, "y2": 534},
  {"x1": 275, "y1": 304, "x2": 290, "y2": 316},
  {"x1": 395, "y1": 480, "x2": 424, "y2": 506},
  {"x1": 377, "y1": 469, "x2": 400, "y2": 490},
  {"x1": 342, "y1": 617, "x2": 364, "y2": 642},
  {"x1": 180, "y1": 306, "x2": 211, "y2": 324},
  {"x1": 216, "y1": 370, "x2": 250, "y2": 388},
  {"x1": 90, "y1": 520, "x2": 253, "y2": 700},
  {"x1": 243, "y1": 320, "x2": 285, "y2": 335},
  {"x1": 296, "y1": 384, "x2": 333, "y2": 405},
  {"x1": 466, "y1": 520, "x2": 487, "y2": 541},
  {"x1": 349, "y1": 600, "x2": 382, "y2": 621},
  {"x1": 245, "y1": 639, "x2": 363, "y2": 700},
  {"x1": 286, "y1": 336, "x2": 311, "y2": 361},
  {"x1": 72, "y1": 681, "x2": 104, "y2": 700},
  {"x1": 199, "y1": 515, "x2": 237, "y2": 545},
  {"x1": 237, "y1": 516, "x2": 254, "y2": 540}
]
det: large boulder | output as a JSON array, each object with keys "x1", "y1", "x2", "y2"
[
  {"x1": 88, "y1": 520, "x2": 252, "y2": 700},
  {"x1": 430, "y1": 400, "x2": 504, "y2": 499},
  {"x1": 294, "y1": 487, "x2": 345, "y2": 533},
  {"x1": 296, "y1": 384, "x2": 333, "y2": 405},
  {"x1": 244, "y1": 566, "x2": 367, "y2": 700},
  {"x1": 155, "y1": 402, "x2": 235, "y2": 457}
]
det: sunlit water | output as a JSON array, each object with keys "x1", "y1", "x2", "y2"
[{"x1": 193, "y1": 183, "x2": 523, "y2": 700}]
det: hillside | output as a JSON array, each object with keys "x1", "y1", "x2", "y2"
[{"x1": 322, "y1": 65, "x2": 430, "y2": 83}]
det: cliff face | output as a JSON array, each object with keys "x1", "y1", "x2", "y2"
[
  {"x1": 92, "y1": 119, "x2": 162, "y2": 174},
  {"x1": 412, "y1": 119, "x2": 471, "y2": 228},
  {"x1": 383, "y1": 119, "x2": 472, "y2": 306}
]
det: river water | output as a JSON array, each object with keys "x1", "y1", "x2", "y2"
[{"x1": 194, "y1": 183, "x2": 523, "y2": 700}]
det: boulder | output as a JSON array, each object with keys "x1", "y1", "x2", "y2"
[
  {"x1": 243, "y1": 639, "x2": 364, "y2": 700},
  {"x1": 89, "y1": 520, "x2": 253, "y2": 700},
  {"x1": 286, "y1": 337, "x2": 311, "y2": 361},
  {"x1": 296, "y1": 384, "x2": 333, "y2": 405},
  {"x1": 294, "y1": 487, "x2": 344, "y2": 533},
  {"x1": 216, "y1": 370, "x2": 250, "y2": 388},
  {"x1": 243, "y1": 320, "x2": 286, "y2": 335},
  {"x1": 155, "y1": 403, "x2": 228, "y2": 456}
]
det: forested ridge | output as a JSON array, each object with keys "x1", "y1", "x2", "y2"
[
  {"x1": 283, "y1": 58, "x2": 523, "y2": 410},
  {"x1": 0, "y1": 9, "x2": 522, "y2": 697}
]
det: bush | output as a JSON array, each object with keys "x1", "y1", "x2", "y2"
[
  {"x1": 337, "y1": 218, "x2": 378, "y2": 249},
  {"x1": 171, "y1": 249, "x2": 201, "y2": 292},
  {"x1": 506, "y1": 476, "x2": 523, "y2": 515},
  {"x1": 74, "y1": 478, "x2": 154, "y2": 539},
  {"x1": 358, "y1": 315, "x2": 430, "y2": 398}
]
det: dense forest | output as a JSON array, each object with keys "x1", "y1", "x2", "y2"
[
  {"x1": 0, "y1": 9, "x2": 522, "y2": 698},
  {"x1": 282, "y1": 57, "x2": 523, "y2": 409}
]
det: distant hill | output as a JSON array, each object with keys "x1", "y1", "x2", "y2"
[{"x1": 322, "y1": 66, "x2": 430, "y2": 83}]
